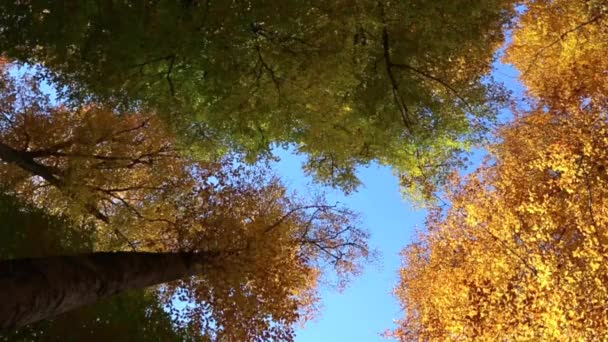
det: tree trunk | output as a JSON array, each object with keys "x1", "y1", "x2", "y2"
[{"x1": 0, "y1": 252, "x2": 215, "y2": 330}]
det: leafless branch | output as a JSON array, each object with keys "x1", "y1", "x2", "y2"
[{"x1": 264, "y1": 204, "x2": 339, "y2": 234}]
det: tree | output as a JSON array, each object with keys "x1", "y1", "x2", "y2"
[
  {"x1": 505, "y1": 0, "x2": 608, "y2": 106},
  {"x1": 0, "y1": 0, "x2": 515, "y2": 198},
  {"x1": 390, "y1": 2, "x2": 608, "y2": 339},
  {"x1": 0, "y1": 252, "x2": 216, "y2": 330},
  {"x1": 390, "y1": 103, "x2": 608, "y2": 339},
  {"x1": 0, "y1": 63, "x2": 197, "y2": 247},
  {"x1": 0, "y1": 68, "x2": 370, "y2": 340},
  {"x1": 0, "y1": 191, "x2": 194, "y2": 341}
]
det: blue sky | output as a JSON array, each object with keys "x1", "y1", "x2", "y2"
[
  {"x1": 273, "y1": 153, "x2": 424, "y2": 341},
  {"x1": 273, "y1": 50, "x2": 526, "y2": 341}
]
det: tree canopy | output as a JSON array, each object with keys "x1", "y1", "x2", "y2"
[
  {"x1": 10, "y1": 0, "x2": 608, "y2": 339},
  {"x1": 0, "y1": 0, "x2": 516, "y2": 198},
  {"x1": 392, "y1": 1, "x2": 608, "y2": 339},
  {"x1": 0, "y1": 66, "x2": 370, "y2": 340},
  {"x1": 392, "y1": 105, "x2": 608, "y2": 340},
  {"x1": 505, "y1": 0, "x2": 608, "y2": 106}
]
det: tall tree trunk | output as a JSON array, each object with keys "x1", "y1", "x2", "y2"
[{"x1": 0, "y1": 252, "x2": 215, "y2": 330}]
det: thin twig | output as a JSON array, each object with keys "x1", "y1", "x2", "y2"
[
  {"x1": 522, "y1": 15, "x2": 603, "y2": 76},
  {"x1": 391, "y1": 62, "x2": 476, "y2": 114}
]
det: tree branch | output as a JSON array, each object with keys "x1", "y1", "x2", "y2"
[
  {"x1": 378, "y1": 2, "x2": 412, "y2": 131},
  {"x1": 0, "y1": 141, "x2": 64, "y2": 187},
  {"x1": 391, "y1": 62, "x2": 476, "y2": 114},
  {"x1": 522, "y1": 14, "x2": 603, "y2": 76}
]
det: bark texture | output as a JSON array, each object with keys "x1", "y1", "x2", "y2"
[{"x1": 0, "y1": 252, "x2": 214, "y2": 330}]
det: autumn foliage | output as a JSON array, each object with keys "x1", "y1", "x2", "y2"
[
  {"x1": 0, "y1": 67, "x2": 369, "y2": 340},
  {"x1": 392, "y1": 0, "x2": 608, "y2": 340},
  {"x1": 4, "y1": 0, "x2": 608, "y2": 339},
  {"x1": 505, "y1": 0, "x2": 608, "y2": 105},
  {"x1": 392, "y1": 106, "x2": 608, "y2": 339}
]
